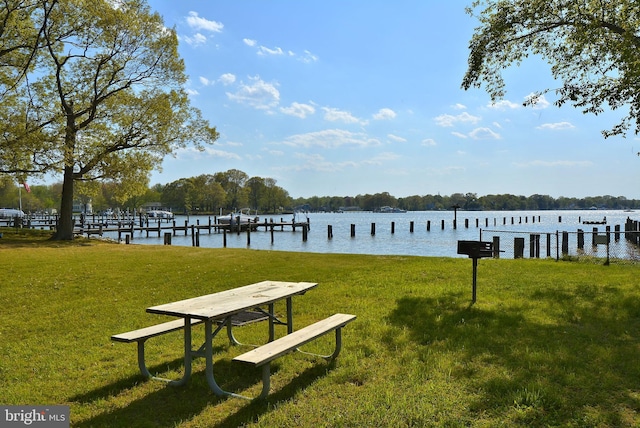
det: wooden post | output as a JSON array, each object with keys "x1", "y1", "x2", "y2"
[
  {"x1": 577, "y1": 229, "x2": 584, "y2": 250},
  {"x1": 391, "y1": 222, "x2": 395, "y2": 234},
  {"x1": 530, "y1": 234, "x2": 540, "y2": 258},
  {"x1": 514, "y1": 237, "x2": 525, "y2": 259},
  {"x1": 350, "y1": 224, "x2": 356, "y2": 237},
  {"x1": 492, "y1": 236, "x2": 500, "y2": 259},
  {"x1": 328, "y1": 224, "x2": 333, "y2": 239},
  {"x1": 371, "y1": 222, "x2": 376, "y2": 236},
  {"x1": 223, "y1": 229, "x2": 227, "y2": 247},
  {"x1": 247, "y1": 228, "x2": 251, "y2": 246},
  {"x1": 410, "y1": 221, "x2": 414, "y2": 233},
  {"x1": 426, "y1": 220, "x2": 431, "y2": 231},
  {"x1": 163, "y1": 232, "x2": 172, "y2": 245}
]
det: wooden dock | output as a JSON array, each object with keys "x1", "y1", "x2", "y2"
[{"x1": 1, "y1": 214, "x2": 310, "y2": 242}]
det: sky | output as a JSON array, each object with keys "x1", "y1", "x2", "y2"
[{"x1": 144, "y1": 1, "x2": 640, "y2": 200}]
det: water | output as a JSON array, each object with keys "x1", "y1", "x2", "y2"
[{"x1": 107, "y1": 210, "x2": 639, "y2": 258}]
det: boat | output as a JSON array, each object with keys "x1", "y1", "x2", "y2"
[
  {"x1": 0, "y1": 208, "x2": 25, "y2": 218},
  {"x1": 217, "y1": 208, "x2": 259, "y2": 225},
  {"x1": 378, "y1": 206, "x2": 407, "y2": 213},
  {"x1": 582, "y1": 216, "x2": 607, "y2": 225},
  {"x1": 146, "y1": 209, "x2": 174, "y2": 219}
]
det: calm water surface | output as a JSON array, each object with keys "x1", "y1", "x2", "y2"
[{"x1": 113, "y1": 210, "x2": 639, "y2": 258}]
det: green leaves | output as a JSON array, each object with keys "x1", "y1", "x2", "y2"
[{"x1": 463, "y1": 0, "x2": 640, "y2": 137}]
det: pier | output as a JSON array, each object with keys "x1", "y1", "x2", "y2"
[{"x1": 0, "y1": 213, "x2": 311, "y2": 242}]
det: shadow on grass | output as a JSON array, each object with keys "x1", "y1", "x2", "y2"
[
  {"x1": 71, "y1": 354, "x2": 337, "y2": 427},
  {"x1": 387, "y1": 288, "x2": 640, "y2": 425},
  {"x1": 214, "y1": 361, "x2": 336, "y2": 428}
]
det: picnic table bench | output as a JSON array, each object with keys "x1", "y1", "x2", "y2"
[{"x1": 233, "y1": 313, "x2": 356, "y2": 399}]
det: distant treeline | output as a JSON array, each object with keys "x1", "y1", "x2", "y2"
[
  {"x1": 292, "y1": 192, "x2": 640, "y2": 212},
  {"x1": 2, "y1": 170, "x2": 638, "y2": 214}
]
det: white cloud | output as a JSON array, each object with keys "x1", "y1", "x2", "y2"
[
  {"x1": 488, "y1": 99, "x2": 520, "y2": 110},
  {"x1": 514, "y1": 160, "x2": 593, "y2": 168},
  {"x1": 244, "y1": 38, "x2": 317, "y2": 63},
  {"x1": 452, "y1": 103, "x2": 467, "y2": 110},
  {"x1": 226, "y1": 76, "x2": 280, "y2": 110},
  {"x1": 258, "y1": 46, "x2": 284, "y2": 56},
  {"x1": 186, "y1": 11, "x2": 223, "y2": 33},
  {"x1": 469, "y1": 127, "x2": 501, "y2": 140},
  {"x1": 387, "y1": 134, "x2": 406, "y2": 143},
  {"x1": 199, "y1": 76, "x2": 213, "y2": 86},
  {"x1": 536, "y1": 122, "x2": 575, "y2": 131},
  {"x1": 322, "y1": 107, "x2": 367, "y2": 125},
  {"x1": 183, "y1": 33, "x2": 207, "y2": 46},
  {"x1": 219, "y1": 73, "x2": 236, "y2": 85},
  {"x1": 434, "y1": 112, "x2": 481, "y2": 127},
  {"x1": 282, "y1": 129, "x2": 381, "y2": 149},
  {"x1": 373, "y1": 108, "x2": 397, "y2": 120},
  {"x1": 185, "y1": 88, "x2": 199, "y2": 96},
  {"x1": 281, "y1": 151, "x2": 398, "y2": 173},
  {"x1": 451, "y1": 132, "x2": 468, "y2": 139},
  {"x1": 422, "y1": 138, "x2": 437, "y2": 146},
  {"x1": 525, "y1": 93, "x2": 551, "y2": 109},
  {"x1": 365, "y1": 152, "x2": 401, "y2": 164},
  {"x1": 299, "y1": 50, "x2": 319, "y2": 63},
  {"x1": 175, "y1": 146, "x2": 240, "y2": 160},
  {"x1": 280, "y1": 102, "x2": 315, "y2": 118}
]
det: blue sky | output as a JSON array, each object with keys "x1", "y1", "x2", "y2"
[{"x1": 146, "y1": 1, "x2": 640, "y2": 199}]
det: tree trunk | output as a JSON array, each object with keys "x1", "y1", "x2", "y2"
[{"x1": 52, "y1": 165, "x2": 75, "y2": 240}]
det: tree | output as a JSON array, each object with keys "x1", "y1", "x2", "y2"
[
  {"x1": 246, "y1": 176, "x2": 265, "y2": 211},
  {"x1": 1, "y1": 0, "x2": 218, "y2": 239},
  {"x1": 462, "y1": 0, "x2": 640, "y2": 137},
  {"x1": 214, "y1": 169, "x2": 249, "y2": 210}
]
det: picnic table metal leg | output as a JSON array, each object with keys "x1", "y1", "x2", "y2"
[
  {"x1": 136, "y1": 318, "x2": 193, "y2": 386},
  {"x1": 295, "y1": 327, "x2": 344, "y2": 360},
  {"x1": 204, "y1": 319, "x2": 251, "y2": 399},
  {"x1": 286, "y1": 297, "x2": 293, "y2": 334},
  {"x1": 268, "y1": 303, "x2": 275, "y2": 341},
  {"x1": 226, "y1": 316, "x2": 242, "y2": 345}
]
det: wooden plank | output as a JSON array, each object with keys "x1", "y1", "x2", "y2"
[
  {"x1": 146, "y1": 281, "x2": 318, "y2": 319},
  {"x1": 111, "y1": 318, "x2": 203, "y2": 343},
  {"x1": 233, "y1": 313, "x2": 356, "y2": 366}
]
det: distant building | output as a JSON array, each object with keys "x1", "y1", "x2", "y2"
[
  {"x1": 142, "y1": 202, "x2": 167, "y2": 212},
  {"x1": 73, "y1": 200, "x2": 93, "y2": 214}
]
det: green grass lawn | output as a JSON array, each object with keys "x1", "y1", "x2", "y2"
[{"x1": 1, "y1": 228, "x2": 639, "y2": 427}]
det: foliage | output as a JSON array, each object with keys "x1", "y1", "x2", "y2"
[
  {"x1": 463, "y1": 0, "x2": 640, "y2": 137},
  {"x1": 10, "y1": 174, "x2": 640, "y2": 214},
  {"x1": 0, "y1": 237, "x2": 639, "y2": 427},
  {"x1": 0, "y1": 0, "x2": 218, "y2": 239}
]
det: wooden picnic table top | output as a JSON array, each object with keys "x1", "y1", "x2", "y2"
[{"x1": 146, "y1": 280, "x2": 318, "y2": 320}]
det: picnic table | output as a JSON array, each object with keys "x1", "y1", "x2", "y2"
[{"x1": 112, "y1": 280, "x2": 355, "y2": 399}]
